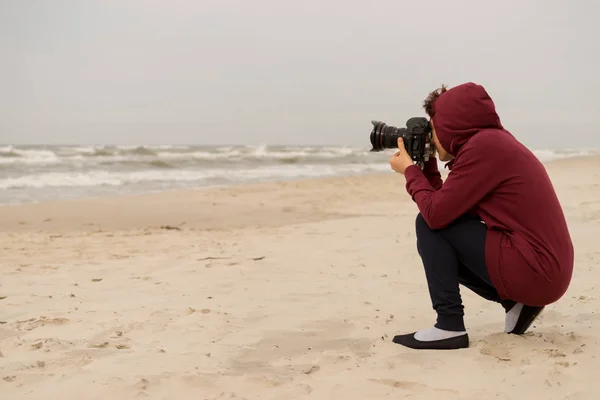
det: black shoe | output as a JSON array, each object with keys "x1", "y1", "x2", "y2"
[
  {"x1": 508, "y1": 305, "x2": 545, "y2": 335},
  {"x1": 392, "y1": 332, "x2": 469, "y2": 350}
]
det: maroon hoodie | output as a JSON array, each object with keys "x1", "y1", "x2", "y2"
[{"x1": 404, "y1": 82, "x2": 574, "y2": 306}]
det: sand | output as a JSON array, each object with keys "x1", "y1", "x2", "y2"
[{"x1": 1, "y1": 156, "x2": 599, "y2": 400}]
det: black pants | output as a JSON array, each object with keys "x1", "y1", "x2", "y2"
[{"x1": 415, "y1": 213, "x2": 516, "y2": 331}]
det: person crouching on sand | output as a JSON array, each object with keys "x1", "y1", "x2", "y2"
[{"x1": 388, "y1": 82, "x2": 574, "y2": 350}]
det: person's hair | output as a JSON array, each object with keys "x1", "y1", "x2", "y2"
[{"x1": 423, "y1": 84, "x2": 448, "y2": 118}]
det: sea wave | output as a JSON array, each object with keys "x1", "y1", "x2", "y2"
[
  {"x1": 0, "y1": 145, "x2": 369, "y2": 167},
  {"x1": 0, "y1": 163, "x2": 390, "y2": 190},
  {"x1": 1, "y1": 144, "x2": 598, "y2": 204},
  {"x1": 530, "y1": 148, "x2": 600, "y2": 162},
  {"x1": 2, "y1": 144, "x2": 598, "y2": 171}
]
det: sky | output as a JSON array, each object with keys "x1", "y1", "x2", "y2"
[{"x1": 1, "y1": 0, "x2": 598, "y2": 148}]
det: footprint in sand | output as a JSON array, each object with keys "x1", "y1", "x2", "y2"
[
  {"x1": 227, "y1": 319, "x2": 373, "y2": 387},
  {"x1": 215, "y1": 392, "x2": 248, "y2": 399},
  {"x1": 370, "y1": 378, "x2": 459, "y2": 395},
  {"x1": 84, "y1": 329, "x2": 133, "y2": 352},
  {"x1": 479, "y1": 343, "x2": 512, "y2": 361},
  {"x1": 477, "y1": 333, "x2": 520, "y2": 362},
  {"x1": 540, "y1": 348, "x2": 567, "y2": 358},
  {"x1": 232, "y1": 319, "x2": 371, "y2": 366},
  {"x1": 14, "y1": 316, "x2": 70, "y2": 331},
  {"x1": 30, "y1": 338, "x2": 75, "y2": 351},
  {"x1": 478, "y1": 330, "x2": 584, "y2": 365}
]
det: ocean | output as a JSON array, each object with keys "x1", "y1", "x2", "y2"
[{"x1": 0, "y1": 145, "x2": 598, "y2": 205}]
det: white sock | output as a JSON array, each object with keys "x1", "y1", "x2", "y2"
[
  {"x1": 505, "y1": 302, "x2": 524, "y2": 333},
  {"x1": 413, "y1": 327, "x2": 467, "y2": 342}
]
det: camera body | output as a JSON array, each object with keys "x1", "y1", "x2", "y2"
[{"x1": 369, "y1": 117, "x2": 433, "y2": 166}]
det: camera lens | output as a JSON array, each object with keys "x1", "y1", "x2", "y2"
[
  {"x1": 370, "y1": 120, "x2": 402, "y2": 152},
  {"x1": 369, "y1": 121, "x2": 384, "y2": 151}
]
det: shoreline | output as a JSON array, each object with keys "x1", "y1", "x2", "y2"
[
  {"x1": 0, "y1": 171, "x2": 412, "y2": 233},
  {"x1": 1, "y1": 154, "x2": 598, "y2": 234},
  {"x1": 0, "y1": 169, "x2": 393, "y2": 208},
  {"x1": 2, "y1": 152, "x2": 597, "y2": 208}
]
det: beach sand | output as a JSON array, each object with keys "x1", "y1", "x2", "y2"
[{"x1": 1, "y1": 156, "x2": 599, "y2": 400}]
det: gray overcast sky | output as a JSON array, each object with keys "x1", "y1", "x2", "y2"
[{"x1": 1, "y1": 0, "x2": 598, "y2": 147}]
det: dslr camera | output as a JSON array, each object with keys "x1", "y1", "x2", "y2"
[{"x1": 369, "y1": 117, "x2": 433, "y2": 167}]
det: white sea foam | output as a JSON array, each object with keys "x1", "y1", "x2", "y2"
[
  {"x1": 0, "y1": 145, "x2": 596, "y2": 166},
  {"x1": 0, "y1": 145, "x2": 597, "y2": 204},
  {"x1": 0, "y1": 163, "x2": 390, "y2": 190}
]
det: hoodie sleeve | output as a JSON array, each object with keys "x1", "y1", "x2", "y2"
[
  {"x1": 403, "y1": 144, "x2": 500, "y2": 229},
  {"x1": 422, "y1": 157, "x2": 443, "y2": 190}
]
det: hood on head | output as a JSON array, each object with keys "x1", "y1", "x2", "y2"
[{"x1": 432, "y1": 82, "x2": 503, "y2": 156}]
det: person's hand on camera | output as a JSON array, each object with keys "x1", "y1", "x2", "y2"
[{"x1": 389, "y1": 138, "x2": 414, "y2": 174}]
